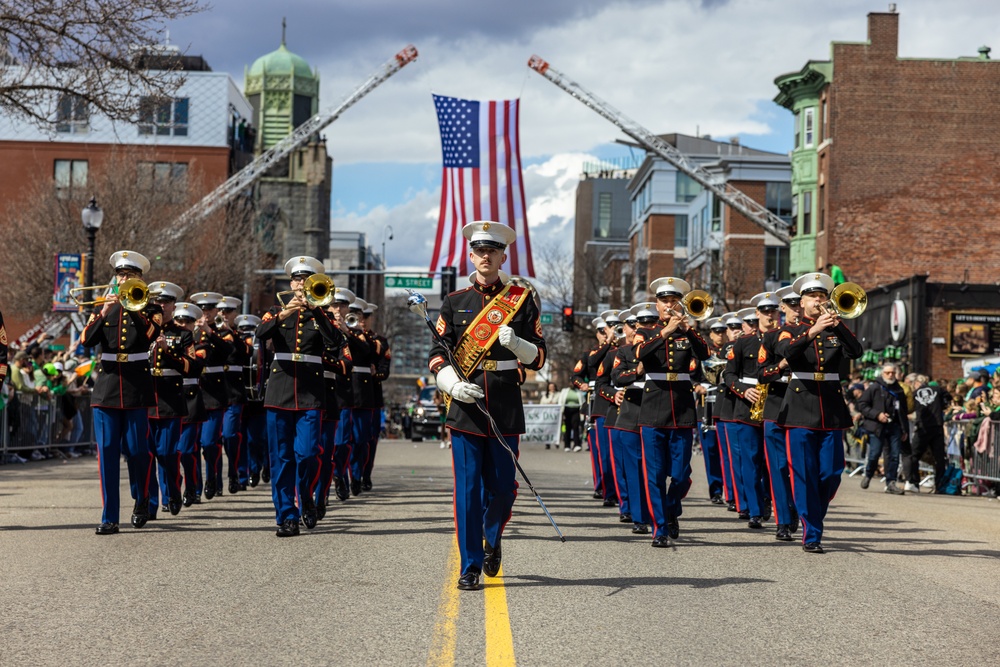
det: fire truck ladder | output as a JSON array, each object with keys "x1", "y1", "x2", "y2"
[
  {"x1": 527, "y1": 55, "x2": 791, "y2": 245},
  {"x1": 166, "y1": 45, "x2": 419, "y2": 242}
]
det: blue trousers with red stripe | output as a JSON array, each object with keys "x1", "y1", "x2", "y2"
[
  {"x1": 148, "y1": 417, "x2": 181, "y2": 512},
  {"x1": 94, "y1": 407, "x2": 151, "y2": 525},
  {"x1": 727, "y1": 421, "x2": 766, "y2": 517},
  {"x1": 717, "y1": 422, "x2": 737, "y2": 506},
  {"x1": 699, "y1": 425, "x2": 724, "y2": 498},
  {"x1": 764, "y1": 420, "x2": 797, "y2": 526},
  {"x1": 786, "y1": 427, "x2": 844, "y2": 544},
  {"x1": 615, "y1": 428, "x2": 647, "y2": 525},
  {"x1": 245, "y1": 410, "x2": 268, "y2": 479},
  {"x1": 608, "y1": 427, "x2": 629, "y2": 515},
  {"x1": 315, "y1": 418, "x2": 339, "y2": 506},
  {"x1": 640, "y1": 426, "x2": 693, "y2": 538},
  {"x1": 266, "y1": 408, "x2": 322, "y2": 524},
  {"x1": 223, "y1": 404, "x2": 244, "y2": 483},
  {"x1": 595, "y1": 417, "x2": 616, "y2": 501},
  {"x1": 451, "y1": 430, "x2": 519, "y2": 577},
  {"x1": 199, "y1": 408, "x2": 224, "y2": 491},
  {"x1": 349, "y1": 408, "x2": 375, "y2": 483},
  {"x1": 334, "y1": 408, "x2": 354, "y2": 488},
  {"x1": 178, "y1": 422, "x2": 201, "y2": 498},
  {"x1": 588, "y1": 418, "x2": 603, "y2": 493}
]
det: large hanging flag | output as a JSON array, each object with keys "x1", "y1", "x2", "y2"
[{"x1": 429, "y1": 94, "x2": 534, "y2": 277}]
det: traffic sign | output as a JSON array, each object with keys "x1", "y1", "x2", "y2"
[
  {"x1": 540, "y1": 313, "x2": 554, "y2": 325},
  {"x1": 385, "y1": 276, "x2": 433, "y2": 289}
]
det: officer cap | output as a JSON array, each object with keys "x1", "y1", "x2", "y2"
[
  {"x1": 600, "y1": 309, "x2": 621, "y2": 325},
  {"x1": 622, "y1": 310, "x2": 638, "y2": 325},
  {"x1": 705, "y1": 316, "x2": 727, "y2": 331},
  {"x1": 148, "y1": 281, "x2": 183, "y2": 302},
  {"x1": 630, "y1": 302, "x2": 658, "y2": 323},
  {"x1": 234, "y1": 314, "x2": 261, "y2": 329},
  {"x1": 191, "y1": 291, "x2": 224, "y2": 308},
  {"x1": 750, "y1": 292, "x2": 780, "y2": 309},
  {"x1": 173, "y1": 302, "x2": 203, "y2": 321},
  {"x1": 349, "y1": 298, "x2": 367, "y2": 312},
  {"x1": 217, "y1": 296, "x2": 242, "y2": 311},
  {"x1": 284, "y1": 255, "x2": 324, "y2": 279},
  {"x1": 332, "y1": 287, "x2": 356, "y2": 304},
  {"x1": 363, "y1": 303, "x2": 378, "y2": 315},
  {"x1": 591, "y1": 317, "x2": 606, "y2": 329},
  {"x1": 722, "y1": 312, "x2": 741, "y2": 327},
  {"x1": 463, "y1": 221, "x2": 516, "y2": 250},
  {"x1": 776, "y1": 285, "x2": 801, "y2": 303},
  {"x1": 109, "y1": 250, "x2": 150, "y2": 275},
  {"x1": 648, "y1": 276, "x2": 691, "y2": 298},
  {"x1": 792, "y1": 272, "x2": 834, "y2": 296},
  {"x1": 737, "y1": 307, "x2": 759, "y2": 322}
]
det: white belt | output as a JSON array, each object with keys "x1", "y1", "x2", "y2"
[
  {"x1": 740, "y1": 376, "x2": 759, "y2": 385},
  {"x1": 273, "y1": 353, "x2": 322, "y2": 364},
  {"x1": 706, "y1": 394, "x2": 716, "y2": 403},
  {"x1": 352, "y1": 367, "x2": 372, "y2": 374},
  {"x1": 101, "y1": 352, "x2": 149, "y2": 363},
  {"x1": 203, "y1": 366, "x2": 226, "y2": 374},
  {"x1": 632, "y1": 381, "x2": 645, "y2": 389},
  {"x1": 776, "y1": 376, "x2": 789, "y2": 383},
  {"x1": 477, "y1": 359, "x2": 519, "y2": 372},
  {"x1": 151, "y1": 369, "x2": 181, "y2": 377},
  {"x1": 790, "y1": 372, "x2": 840, "y2": 382},
  {"x1": 646, "y1": 372, "x2": 691, "y2": 382},
  {"x1": 183, "y1": 378, "x2": 199, "y2": 386},
  {"x1": 323, "y1": 371, "x2": 338, "y2": 380}
]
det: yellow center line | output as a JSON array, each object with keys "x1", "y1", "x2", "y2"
[
  {"x1": 427, "y1": 541, "x2": 461, "y2": 667},
  {"x1": 485, "y1": 564, "x2": 516, "y2": 667}
]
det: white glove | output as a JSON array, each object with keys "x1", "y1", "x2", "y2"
[
  {"x1": 435, "y1": 365, "x2": 484, "y2": 404},
  {"x1": 497, "y1": 325, "x2": 538, "y2": 364}
]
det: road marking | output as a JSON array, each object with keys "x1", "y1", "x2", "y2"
[
  {"x1": 485, "y1": 564, "x2": 516, "y2": 666},
  {"x1": 427, "y1": 541, "x2": 460, "y2": 667}
]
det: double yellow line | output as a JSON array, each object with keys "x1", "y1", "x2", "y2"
[{"x1": 428, "y1": 541, "x2": 516, "y2": 666}]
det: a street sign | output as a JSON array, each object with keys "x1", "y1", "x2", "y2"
[
  {"x1": 540, "y1": 313, "x2": 554, "y2": 325},
  {"x1": 385, "y1": 276, "x2": 433, "y2": 289}
]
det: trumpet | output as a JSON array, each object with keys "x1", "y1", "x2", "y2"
[
  {"x1": 276, "y1": 273, "x2": 336, "y2": 309},
  {"x1": 345, "y1": 312, "x2": 361, "y2": 329},
  {"x1": 70, "y1": 278, "x2": 154, "y2": 312},
  {"x1": 214, "y1": 314, "x2": 227, "y2": 328},
  {"x1": 681, "y1": 289, "x2": 714, "y2": 321},
  {"x1": 612, "y1": 324, "x2": 625, "y2": 342},
  {"x1": 820, "y1": 282, "x2": 867, "y2": 320}
]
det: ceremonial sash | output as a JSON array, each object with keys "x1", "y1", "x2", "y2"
[{"x1": 453, "y1": 283, "x2": 528, "y2": 380}]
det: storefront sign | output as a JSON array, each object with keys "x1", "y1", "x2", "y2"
[
  {"x1": 890, "y1": 299, "x2": 907, "y2": 342},
  {"x1": 947, "y1": 312, "x2": 1000, "y2": 357}
]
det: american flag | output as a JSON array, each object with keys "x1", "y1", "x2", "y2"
[{"x1": 429, "y1": 94, "x2": 534, "y2": 277}]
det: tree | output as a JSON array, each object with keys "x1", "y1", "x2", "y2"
[{"x1": 0, "y1": 0, "x2": 206, "y2": 127}]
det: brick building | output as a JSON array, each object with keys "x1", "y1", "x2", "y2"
[{"x1": 774, "y1": 10, "x2": 1000, "y2": 379}]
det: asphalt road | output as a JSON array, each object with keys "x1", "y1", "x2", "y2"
[{"x1": 2, "y1": 439, "x2": 999, "y2": 666}]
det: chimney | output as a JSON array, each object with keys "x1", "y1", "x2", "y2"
[{"x1": 867, "y1": 11, "x2": 899, "y2": 58}]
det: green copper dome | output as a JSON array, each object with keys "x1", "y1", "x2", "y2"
[{"x1": 248, "y1": 43, "x2": 315, "y2": 80}]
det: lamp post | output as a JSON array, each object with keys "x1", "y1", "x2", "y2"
[
  {"x1": 81, "y1": 197, "x2": 104, "y2": 290},
  {"x1": 381, "y1": 225, "x2": 394, "y2": 271}
]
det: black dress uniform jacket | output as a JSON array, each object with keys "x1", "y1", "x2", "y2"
[
  {"x1": 775, "y1": 319, "x2": 863, "y2": 429},
  {"x1": 82, "y1": 303, "x2": 163, "y2": 409},
  {"x1": 595, "y1": 345, "x2": 620, "y2": 427},
  {"x1": 243, "y1": 334, "x2": 270, "y2": 422},
  {"x1": 257, "y1": 305, "x2": 345, "y2": 411},
  {"x1": 322, "y1": 338, "x2": 352, "y2": 420},
  {"x1": 0, "y1": 309, "x2": 8, "y2": 390},
  {"x1": 428, "y1": 278, "x2": 545, "y2": 437},
  {"x1": 609, "y1": 343, "x2": 643, "y2": 433},
  {"x1": 223, "y1": 327, "x2": 253, "y2": 406},
  {"x1": 633, "y1": 324, "x2": 710, "y2": 428},
  {"x1": 195, "y1": 324, "x2": 234, "y2": 411},
  {"x1": 586, "y1": 342, "x2": 613, "y2": 419},
  {"x1": 150, "y1": 322, "x2": 198, "y2": 419},
  {"x1": 715, "y1": 339, "x2": 738, "y2": 422},
  {"x1": 348, "y1": 330, "x2": 378, "y2": 409},
  {"x1": 372, "y1": 332, "x2": 391, "y2": 409},
  {"x1": 757, "y1": 328, "x2": 790, "y2": 423},
  {"x1": 722, "y1": 333, "x2": 763, "y2": 425}
]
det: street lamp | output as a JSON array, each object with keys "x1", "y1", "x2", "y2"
[
  {"x1": 381, "y1": 225, "x2": 394, "y2": 270},
  {"x1": 81, "y1": 197, "x2": 104, "y2": 290}
]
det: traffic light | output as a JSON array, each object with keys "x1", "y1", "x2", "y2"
[
  {"x1": 440, "y1": 266, "x2": 457, "y2": 299},
  {"x1": 562, "y1": 305, "x2": 574, "y2": 332}
]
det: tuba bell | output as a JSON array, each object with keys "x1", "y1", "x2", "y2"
[
  {"x1": 681, "y1": 290, "x2": 714, "y2": 321},
  {"x1": 821, "y1": 282, "x2": 867, "y2": 319}
]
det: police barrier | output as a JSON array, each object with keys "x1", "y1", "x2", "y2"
[
  {"x1": 963, "y1": 420, "x2": 1000, "y2": 486},
  {"x1": 0, "y1": 392, "x2": 95, "y2": 461}
]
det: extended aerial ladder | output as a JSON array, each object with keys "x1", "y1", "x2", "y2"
[
  {"x1": 165, "y1": 45, "x2": 419, "y2": 242},
  {"x1": 527, "y1": 55, "x2": 792, "y2": 245}
]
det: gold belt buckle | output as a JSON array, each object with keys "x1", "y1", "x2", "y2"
[
  {"x1": 223, "y1": 365, "x2": 230, "y2": 372},
  {"x1": 116, "y1": 353, "x2": 128, "y2": 363},
  {"x1": 666, "y1": 373, "x2": 678, "y2": 381},
  {"x1": 292, "y1": 353, "x2": 303, "y2": 362},
  {"x1": 151, "y1": 369, "x2": 162, "y2": 377},
  {"x1": 813, "y1": 372, "x2": 825, "y2": 381},
  {"x1": 483, "y1": 360, "x2": 497, "y2": 371}
]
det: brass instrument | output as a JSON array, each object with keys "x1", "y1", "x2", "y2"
[
  {"x1": 71, "y1": 278, "x2": 154, "y2": 311},
  {"x1": 345, "y1": 312, "x2": 361, "y2": 329},
  {"x1": 681, "y1": 289, "x2": 714, "y2": 321},
  {"x1": 820, "y1": 282, "x2": 867, "y2": 319},
  {"x1": 215, "y1": 314, "x2": 227, "y2": 328},
  {"x1": 277, "y1": 273, "x2": 336, "y2": 309},
  {"x1": 749, "y1": 382, "x2": 768, "y2": 423},
  {"x1": 70, "y1": 283, "x2": 116, "y2": 307},
  {"x1": 612, "y1": 324, "x2": 625, "y2": 342}
]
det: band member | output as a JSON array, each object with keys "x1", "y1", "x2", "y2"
[
  {"x1": 256, "y1": 256, "x2": 345, "y2": 537},
  {"x1": 757, "y1": 285, "x2": 802, "y2": 541},
  {"x1": 82, "y1": 251, "x2": 162, "y2": 534},
  {"x1": 0, "y1": 307, "x2": 8, "y2": 391},
  {"x1": 428, "y1": 221, "x2": 545, "y2": 591},
  {"x1": 234, "y1": 314, "x2": 266, "y2": 487},
  {"x1": 190, "y1": 291, "x2": 231, "y2": 500},
  {"x1": 348, "y1": 298, "x2": 380, "y2": 496},
  {"x1": 609, "y1": 303, "x2": 655, "y2": 534},
  {"x1": 775, "y1": 273, "x2": 863, "y2": 553},
  {"x1": 327, "y1": 287, "x2": 361, "y2": 503},
  {"x1": 362, "y1": 301, "x2": 390, "y2": 491},
  {"x1": 594, "y1": 310, "x2": 623, "y2": 509},
  {"x1": 217, "y1": 296, "x2": 252, "y2": 494},
  {"x1": 173, "y1": 302, "x2": 206, "y2": 506},
  {"x1": 633, "y1": 277, "x2": 710, "y2": 547},
  {"x1": 697, "y1": 316, "x2": 727, "y2": 504},
  {"x1": 715, "y1": 312, "x2": 741, "y2": 513},
  {"x1": 315, "y1": 300, "x2": 352, "y2": 518},
  {"x1": 585, "y1": 317, "x2": 613, "y2": 500},
  {"x1": 572, "y1": 318, "x2": 608, "y2": 498},
  {"x1": 146, "y1": 281, "x2": 197, "y2": 518}
]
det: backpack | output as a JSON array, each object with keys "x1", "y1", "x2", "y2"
[{"x1": 939, "y1": 464, "x2": 963, "y2": 495}]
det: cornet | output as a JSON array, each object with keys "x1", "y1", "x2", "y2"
[{"x1": 345, "y1": 312, "x2": 361, "y2": 329}]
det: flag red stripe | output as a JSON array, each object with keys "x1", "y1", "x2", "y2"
[
  {"x1": 429, "y1": 166, "x2": 449, "y2": 275},
  {"x1": 488, "y1": 101, "x2": 499, "y2": 222},
  {"x1": 513, "y1": 100, "x2": 534, "y2": 277},
  {"x1": 502, "y1": 101, "x2": 519, "y2": 276},
  {"x1": 445, "y1": 169, "x2": 459, "y2": 268}
]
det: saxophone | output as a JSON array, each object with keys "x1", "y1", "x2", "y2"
[{"x1": 749, "y1": 382, "x2": 768, "y2": 423}]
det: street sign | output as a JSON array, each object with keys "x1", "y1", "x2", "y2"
[
  {"x1": 540, "y1": 313, "x2": 554, "y2": 325},
  {"x1": 385, "y1": 276, "x2": 433, "y2": 289}
]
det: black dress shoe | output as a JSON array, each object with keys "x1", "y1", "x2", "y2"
[
  {"x1": 592, "y1": 491, "x2": 603, "y2": 499},
  {"x1": 802, "y1": 542, "x2": 824, "y2": 554},
  {"x1": 131, "y1": 499, "x2": 150, "y2": 528},
  {"x1": 250, "y1": 471, "x2": 260, "y2": 487},
  {"x1": 228, "y1": 479, "x2": 239, "y2": 495},
  {"x1": 182, "y1": 491, "x2": 195, "y2": 507},
  {"x1": 737, "y1": 510, "x2": 750, "y2": 520},
  {"x1": 602, "y1": 498, "x2": 617, "y2": 507},
  {"x1": 775, "y1": 525, "x2": 793, "y2": 541},
  {"x1": 239, "y1": 483, "x2": 247, "y2": 491},
  {"x1": 335, "y1": 477, "x2": 350, "y2": 501},
  {"x1": 261, "y1": 468, "x2": 270, "y2": 483},
  {"x1": 316, "y1": 500, "x2": 327, "y2": 521},
  {"x1": 457, "y1": 571, "x2": 480, "y2": 591},
  {"x1": 361, "y1": 479, "x2": 373, "y2": 492},
  {"x1": 350, "y1": 479, "x2": 362, "y2": 496},
  {"x1": 632, "y1": 523, "x2": 650, "y2": 534},
  {"x1": 761, "y1": 502, "x2": 772, "y2": 522},
  {"x1": 711, "y1": 494, "x2": 725, "y2": 505},
  {"x1": 666, "y1": 516, "x2": 680, "y2": 540},
  {"x1": 726, "y1": 501, "x2": 737, "y2": 512},
  {"x1": 95, "y1": 522, "x2": 119, "y2": 535},
  {"x1": 301, "y1": 500, "x2": 318, "y2": 529},
  {"x1": 483, "y1": 539, "x2": 502, "y2": 578},
  {"x1": 276, "y1": 519, "x2": 300, "y2": 537},
  {"x1": 618, "y1": 513, "x2": 632, "y2": 523},
  {"x1": 651, "y1": 535, "x2": 671, "y2": 548},
  {"x1": 204, "y1": 479, "x2": 216, "y2": 500},
  {"x1": 168, "y1": 499, "x2": 182, "y2": 516},
  {"x1": 748, "y1": 516, "x2": 763, "y2": 529}
]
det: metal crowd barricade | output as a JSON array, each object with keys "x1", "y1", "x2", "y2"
[
  {"x1": 1, "y1": 392, "x2": 96, "y2": 462},
  {"x1": 963, "y1": 420, "x2": 1000, "y2": 487}
]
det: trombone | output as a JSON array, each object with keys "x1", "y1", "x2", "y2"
[
  {"x1": 680, "y1": 289, "x2": 714, "y2": 321},
  {"x1": 70, "y1": 278, "x2": 155, "y2": 312},
  {"x1": 821, "y1": 282, "x2": 868, "y2": 319},
  {"x1": 276, "y1": 273, "x2": 336, "y2": 309}
]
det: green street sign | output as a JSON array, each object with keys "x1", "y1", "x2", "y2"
[
  {"x1": 385, "y1": 276, "x2": 434, "y2": 289},
  {"x1": 540, "y1": 313, "x2": 553, "y2": 325}
]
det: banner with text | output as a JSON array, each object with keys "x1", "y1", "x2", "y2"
[
  {"x1": 522, "y1": 404, "x2": 563, "y2": 446},
  {"x1": 53, "y1": 253, "x2": 83, "y2": 312}
]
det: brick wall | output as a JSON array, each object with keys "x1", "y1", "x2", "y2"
[
  {"x1": 927, "y1": 307, "x2": 969, "y2": 381},
  {"x1": 722, "y1": 180, "x2": 767, "y2": 307}
]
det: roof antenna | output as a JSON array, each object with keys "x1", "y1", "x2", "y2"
[{"x1": 281, "y1": 17, "x2": 286, "y2": 46}]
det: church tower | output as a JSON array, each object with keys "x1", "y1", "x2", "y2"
[{"x1": 244, "y1": 21, "x2": 332, "y2": 261}]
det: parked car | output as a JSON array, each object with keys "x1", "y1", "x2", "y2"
[{"x1": 407, "y1": 385, "x2": 443, "y2": 441}]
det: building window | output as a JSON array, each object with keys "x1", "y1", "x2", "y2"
[
  {"x1": 56, "y1": 94, "x2": 88, "y2": 134},
  {"x1": 794, "y1": 111, "x2": 800, "y2": 148},
  {"x1": 818, "y1": 184, "x2": 825, "y2": 232},
  {"x1": 711, "y1": 196, "x2": 722, "y2": 232},
  {"x1": 596, "y1": 192, "x2": 612, "y2": 238},
  {"x1": 674, "y1": 214, "x2": 688, "y2": 248},
  {"x1": 766, "y1": 182, "x2": 793, "y2": 224},
  {"x1": 137, "y1": 161, "x2": 189, "y2": 202},
  {"x1": 821, "y1": 99, "x2": 827, "y2": 142},
  {"x1": 804, "y1": 107, "x2": 815, "y2": 148},
  {"x1": 801, "y1": 191, "x2": 812, "y2": 236},
  {"x1": 676, "y1": 172, "x2": 701, "y2": 203},
  {"x1": 138, "y1": 97, "x2": 189, "y2": 136},
  {"x1": 54, "y1": 159, "x2": 88, "y2": 199},
  {"x1": 765, "y1": 246, "x2": 790, "y2": 282}
]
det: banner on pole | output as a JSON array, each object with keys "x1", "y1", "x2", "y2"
[{"x1": 53, "y1": 253, "x2": 83, "y2": 312}]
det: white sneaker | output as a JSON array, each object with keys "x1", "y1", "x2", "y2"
[
  {"x1": 904, "y1": 481, "x2": 920, "y2": 493},
  {"x1": 6, "y1": 453, "x2": 27, "y2": 464},
  {"x1": 573, "y1": 445, "x2": 582, "y2": 452},
  {"x1": 440, "y1": 441, "x2": 447, "y2": 449},
  {"x1": 30, "y1": 449, "x2": 44, "y2": 461}
]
